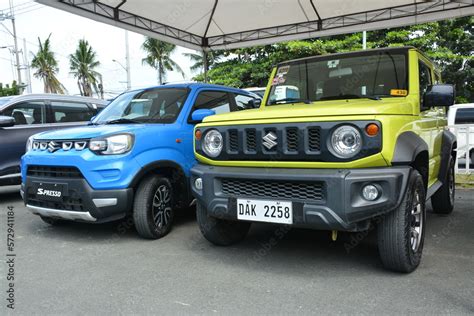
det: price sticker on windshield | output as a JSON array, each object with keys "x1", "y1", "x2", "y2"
[{"x1": 390, "y1": 89, "x2": 408, "y2": 96}]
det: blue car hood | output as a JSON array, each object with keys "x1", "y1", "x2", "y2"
[{"x1": 33, "y1": 124, "x2": 149, "y2": 140}]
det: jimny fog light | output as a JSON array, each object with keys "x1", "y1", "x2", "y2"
[{"x1": 362, "y1": 184, "x2": 380, "y2": 201}]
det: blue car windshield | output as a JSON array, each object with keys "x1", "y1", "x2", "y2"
[{"x1": 93, "y1": 87, "x2": 189, "y2": 124}]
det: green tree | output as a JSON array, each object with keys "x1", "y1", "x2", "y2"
[
  {"x1": 0, "y1": 81, "x2": 19, "y2": 96},
  {"x1": 31, "y1": 34, "x2": 66, "y2": 94},
  {"x1": 142, "y1": 37, "x2": 184, "y2": 84},
  {"x1": 369, "y1": 17, "x2": 473, "y2": 102},
  {"x1": 69, "y1": 39, "x2": 103, "y2": 98},
  {"x1": 195, "y1": 17, "x2": 473, "y2": 102}
]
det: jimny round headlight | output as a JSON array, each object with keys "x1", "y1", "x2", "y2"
[
  {"x1": 202, "y1": 129, "x2": 223, "y2": 157},
  {"x1": 330, "y1": 125, "x2": 362, "y2": 158}
]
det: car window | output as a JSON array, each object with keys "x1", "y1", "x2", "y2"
[
  {"x1": 94, "y1": 88, "x2": 189, "y2": 124},
  {"x1": 268, "y1": 52, "x2": 408, "y2": 105},
  {"x1": 455, "y1": 108, "x2": 474, "y2": 124},
  {"x1": 419, "y1": 61, "x2": 432, "y2": 108},
  {"x1": 51, "y1": 101, "x2": 95, "y2": 123},
  {"x1": 234, "y1": 94, "x2": 258, "y2": 110},
  {"x1": 193, "y1": 91, "x2": 232, "y2": 114},
  {"x1": 2, "y1": 101, "x2": 46, "y2": 125}
]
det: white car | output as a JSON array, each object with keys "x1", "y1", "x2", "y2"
[
  {"x1": 243, "y1": 87, "x2": 266, "y2": 98},
  {"x1": 448, "y1": 103, "x2": 474, "y2": 167}
]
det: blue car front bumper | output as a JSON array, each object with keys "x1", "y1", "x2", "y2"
[{"x1": 21, "y1": 150, "x2": 139, "y2": 222}]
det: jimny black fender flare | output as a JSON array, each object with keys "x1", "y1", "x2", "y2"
[{"x1": 391, "y1": 131, "x2": 429, "y2": 166}]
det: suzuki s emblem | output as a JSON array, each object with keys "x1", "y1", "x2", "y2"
[
  {"x1": 48, "y1": 141, "x2": 60, "y2": 153},
  {"x1": 262, "y1": 132, "x2": 277, "y2": 150}
]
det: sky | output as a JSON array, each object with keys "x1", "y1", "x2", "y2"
[{"x1": 0, "y1": 0, "x2": 197, "y2": 98}]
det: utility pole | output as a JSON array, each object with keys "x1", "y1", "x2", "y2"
[
  {"x1": 125, "y1": 30, "x2": 131, "y2": 90},
  {"x1": 23, "y1": 38, "x2": 32, "y2": 93},
  {"x1": 0, "y1": 2, "x2": 24, "y2": 93},
  {"x1": 11, "y1": 17, "x2": 22, "y2": 90}
]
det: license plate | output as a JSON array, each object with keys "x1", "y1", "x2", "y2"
[
  {"x1": 33, "y1": 182, "x2": 66, "y2": 202},
  {"x1": 237, "y1": 199, "x2": 293, "y2": 224}
]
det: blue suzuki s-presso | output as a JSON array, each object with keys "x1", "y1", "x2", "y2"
[{"x1": 21, "y1": 83, "x2": 260, "y2": 239}]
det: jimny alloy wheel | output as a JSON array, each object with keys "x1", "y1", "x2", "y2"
[
  {"x1": 410, "y1": 191, "x2": 423, "y2": 253},
  {"x1": 377, "y1": 169, "x2": 426, "y2": 273},
  {"x1": 152, "y1": 184, "x2": 172, "y2": 229},
  {"x1": 448, "y1": 168, "x2": 455, "y2": 206}
]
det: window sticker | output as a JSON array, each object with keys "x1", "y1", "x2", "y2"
[
  {"x1": 327, "y1": 60, "x2": 340, "y2": 68},
  {"x1": 390, "y1": 89, "x2": 408, "y2": 96},
  {"x1": 272, "y1": 66, "x2": 289, "y2": 85},
  {"x1": 276, "y1": 65, "x2": 290, "y2": 75}
]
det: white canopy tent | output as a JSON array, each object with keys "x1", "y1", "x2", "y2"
[{"x1": 37, "y1": 0, "x2": 474, "y2": 51}]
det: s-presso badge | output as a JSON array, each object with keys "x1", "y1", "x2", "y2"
[
  {"x1": 262, "y1": 132, "x2": 277, "y2": 150},
  {"x1": 37, "y1": 188, "x2": 62, "y2": 198}
]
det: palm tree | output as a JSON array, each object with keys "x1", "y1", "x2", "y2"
[
  {"x1": 142, "y1": 37, "x2": 184, "y2": 84},
  {"x1": 30, "y1": 34, "x2": 66, "y2": 94},
  {"x1": 69, "y1": 39, "x2": 102, "y2": 98},
  {"x1": 183, "y1": 51, "x2": 219, "y2": 74}
]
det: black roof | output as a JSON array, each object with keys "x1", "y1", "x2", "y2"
[{"x1": 277, "y1": 46, "x2": 418, "y2": 66}]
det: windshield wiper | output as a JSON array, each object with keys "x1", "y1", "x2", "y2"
[
  {"x1": 365, "y1": 95, "x2": 382, "y2": 101},
  {"x1": 270, "y1": 98, "x2": 312, "y2": 105},
  {"x1": 104, "y1": 118, "x2": 140, "y2": 125}
]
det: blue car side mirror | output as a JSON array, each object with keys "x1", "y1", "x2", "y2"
[{"x1": 191, "y1": 109, "x2": 216, "y2": 123}]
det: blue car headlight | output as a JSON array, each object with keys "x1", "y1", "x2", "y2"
[{"x1": 89, "y1": 134, "x2": 134, "y2": 155}]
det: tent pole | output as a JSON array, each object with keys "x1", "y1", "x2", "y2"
[{"x1": 203, "y1": 50, "x2": 208, "y2": 83}]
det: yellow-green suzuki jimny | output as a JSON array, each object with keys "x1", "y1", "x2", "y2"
[{"x1": 191, "y1": 47, "x2": 457, "y2": 273}]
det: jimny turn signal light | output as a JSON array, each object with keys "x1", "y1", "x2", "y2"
[
  {"x1": 365, "y1": 123, "x2": 379, "y2": 136},
  {"x1": 390, "y1": 89, "x2": 408, "y2": 96},
  {"x1": 195, "y1": 129, "x2": 202, "y2": 141}
]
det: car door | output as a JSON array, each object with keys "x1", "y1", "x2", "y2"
[
  {"x1": 0, "y1": 100, "x2": 50, "y2": 178},
  {"x1": 417, "y1": 58, "x2": 440, "y2": 185},
  {"x1": 181, "y1": 90, "x2": 236, "y2": 168}
]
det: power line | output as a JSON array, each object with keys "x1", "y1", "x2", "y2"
[
  {"x1": 0, "y1": 56, "x2": 12, "y2": 62},
  {"x1": 0, "y1": 1, "x2": 34, "y2": 13},
  {"x1": 15, "y1": 4, "x2": 43, "y2": 16}
]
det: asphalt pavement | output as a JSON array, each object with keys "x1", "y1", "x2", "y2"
[{"x1": 0, "y1": 185, "x2": 473, "y2": 314}]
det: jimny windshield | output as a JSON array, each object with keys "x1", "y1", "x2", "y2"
[{"x1": 268, "y1": 51, "x2": 408, "y2": 105}]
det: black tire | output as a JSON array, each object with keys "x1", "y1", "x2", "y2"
[
  {"x1": 377, "y1": 169, "x2": 426, "y2": 273},
  {"x1": 431, "y1": 158, "x2": 455, "y2": 215},
  {"x1": 133, "y1": 175, "x2": 174, "y2": 239},
  {"x1": 40, "y1": 216, "x2": 67, "y2": 226},
  {"x1": 196, "y1": 202, "x2": 251, "y2": 246}
]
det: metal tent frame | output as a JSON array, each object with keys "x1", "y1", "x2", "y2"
[{"x1": 37, "y1": 0, "x2": 474, "y2": 51}]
